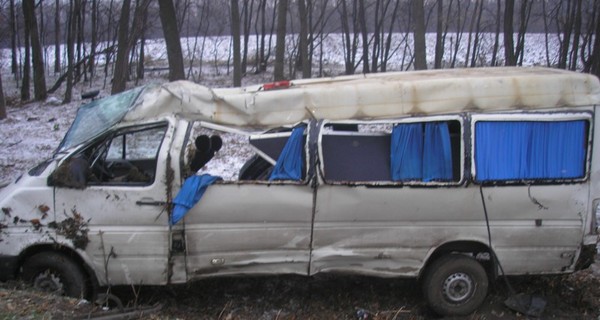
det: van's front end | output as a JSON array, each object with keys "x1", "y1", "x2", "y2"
[
  {"x1": 0, "y1": 158, "x2": 59, "y2": 281},
  {"x1": 0, "y1": 86, "x2": 148, "y2": 296}
]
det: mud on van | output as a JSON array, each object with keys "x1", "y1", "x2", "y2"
[{"x1": 0, "y1": 67, "x2": 599, "y2": 316}]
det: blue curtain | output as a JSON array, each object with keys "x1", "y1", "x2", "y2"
[
  {"x1": 269, "y1": 126, "x2": 305, "y2": 181},
  {"x1": 391, "y1": 122, "x2": 453, "y2": 181},
  {"x1": 171, "y1": 174, "x2": 221, "y2": 225},
  {"x1": 390, "y1": 123, "x2": 423, "y2": 180},
  {"x1": 475, "y1": 120, "x2": 586, "y2": 181},
  {"x1": 424, "y1": 122, "x2": 453, "y2": 181}
]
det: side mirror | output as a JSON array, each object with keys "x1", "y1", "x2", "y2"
[{"x1": 48, "y1": 156, "x2": 89, "y2": 189}]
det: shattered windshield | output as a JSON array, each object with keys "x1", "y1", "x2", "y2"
[{"x1": 57, "y1": 87, "x2": 144, "y2": 152}]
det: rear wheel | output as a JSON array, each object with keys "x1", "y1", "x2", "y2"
[
  {"x1": 422, "y1": 254, "x2": 488, "y2": 316},
  {"x1": 22, "y1": 252, "x2": 87, "y2": 298}
]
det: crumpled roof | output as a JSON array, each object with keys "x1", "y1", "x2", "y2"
[{"x1": 122, "y1": 67, "x2": 600, "y2": 127}]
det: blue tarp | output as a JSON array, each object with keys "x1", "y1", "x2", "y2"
[
  {"x1": 171, "y1": 174, "x2": 221, "y2": 225},
  {"x1": 475, "y1": 120, "x2": 587, "y2": 181},
  {"x1": 390, "y1": 122, "x2": 453, "y2": 181},
  {"x1": 269, "y1": 126, "x2": 305, "y2": 181}
]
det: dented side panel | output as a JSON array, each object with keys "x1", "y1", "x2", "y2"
[
  {"x1": 183, "y1": 183, "x2": 313, "y2": 279},
  {"x1": 481, "y1": 184, "x2": 587, "y2": 274},
  {"x1": 311, "y1": 181, "x2": 587, "y2": 277},
  {"x1": 312, "y1": 185, "x2": 488, "y2": 277}
]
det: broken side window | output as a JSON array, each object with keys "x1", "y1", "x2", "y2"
[
  {"x1": 320, "y1": 119, "x2": 462, "y2": 184},
  {"x1": 184, "y1": 122, "x2": 307, "y2": 183},
  {"x1": 474, "y1": 118, "x2": 589, "y2": 182}
]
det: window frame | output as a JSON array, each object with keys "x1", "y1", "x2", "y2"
[
  {"x1": 85, "y1": 122, "x2": 169, "y2": 187},
  {"x1": 318, "y1": 115, "x2": 465, "y2": 186},
  {"x1": 470, "y1": 112, "x2": 593, "y2": 185},
  {"x1": 187, "y1": 121, "x2": 311, "y2": 185}
]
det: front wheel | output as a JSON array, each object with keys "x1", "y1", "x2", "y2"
[
  {"x1": 21, "y1": 252, "x2": 87, "y2": 298},
  {"x1": 422, "y1": 254, "x2": 489, "y2": 316}
]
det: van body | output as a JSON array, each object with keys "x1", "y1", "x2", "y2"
[{"x1": 0, "y1": 67, "x2": 598, "y2": 316}]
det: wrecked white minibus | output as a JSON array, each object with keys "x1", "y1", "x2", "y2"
[{"x1": 0, "y1": 67, "x2": 599, "y2": 316}]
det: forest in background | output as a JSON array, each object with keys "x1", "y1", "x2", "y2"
[{"x1": 0, "y1": 0, "x2": 599, "y2": 120}]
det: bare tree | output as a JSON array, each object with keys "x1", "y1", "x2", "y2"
[
  {"x1": 231, "y1": 0, "x2": 242, "y2": 86},
  {"x1": 413, "y1": 0, "x2": 427, "y2": 70},
  {"x1": 274, "y1": 0, "x2": 288, "y2": 80},
  {"x1": 357, "y1": 0, "x2": 369, "y2": 73},
  {"x1": 23, "y1": 0, "x2": 47, "y2": 101},
  {"x1": 503, "y1": 0, "x2": 516, "y2": 66},
  {"x1": 112, "y1": 0, "x2": 151, "y2": 94},
  {"x1": 0, "y1": 72, "x2": 6, "y2": 120},
  {"x1": 158, "y1": 0, "x2": 185, "y2": 81},
  {"x1": 490, "y1": 0, "x2": 501, "y2": 66},
  {"x1": 241, "y1": 0, "x2": 254, "y2": 75},
  {"x1": 112, "y1": 0, "x2": 133, "y2": 94},
  {"x1": 10, "y1": 0, "x2": 19, "y2": 77},
  {"x1": 582, "y1": 0, "x2": 600, "y2": 77},
  {"x1": 89, "y1": 0, "x2": 99, "y2": 79},
  {"x1": 434, "y1": 0, "x2": 444, "y2": 69},
  {"x1": 64, "y1": 0, "x2": 78, "y2": 103},
  {"x1": 54, "y1": 0, "x2": 61, "y2": 74},
  {"x1": 297, "y1": 0, "x2": 311, "y2": 78},
  {"x1": 21, "y1": 5, "x2": 31, "y2": 101}
]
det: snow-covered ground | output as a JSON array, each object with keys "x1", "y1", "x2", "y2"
[{"x1": 0, "y1": 32, "x2": 587, "y2": 185}]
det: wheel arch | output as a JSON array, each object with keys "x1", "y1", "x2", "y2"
[
  {"x1": 17, "y1": 243, "x2": 99, "y2": 297},
  {"x1": 420, "y1": 240, "x2": 496, "y2": 281}
]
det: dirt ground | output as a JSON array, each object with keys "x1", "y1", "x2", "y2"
[{"x1": 1, "y1": 262, "x2": 600, "y2": 320}]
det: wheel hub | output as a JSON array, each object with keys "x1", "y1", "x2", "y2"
[
  {"x1": 443, "y1": 272, "x2": 473, "y2": 303},
  {"x1": 33, "y1": 270, "x2": 64, "y2": 295}
]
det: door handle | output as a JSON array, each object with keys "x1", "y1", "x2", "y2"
[{"x1": 136, "y1": 200, "x2": 167, "y2": 206}]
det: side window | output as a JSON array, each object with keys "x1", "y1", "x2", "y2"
[
  {"x1": 320, "y1": 119, "x2": 462, "y2": 184},
  {"x1": 184, "y1": 122, "x2": 307, "y2": 183},
  {"x1": 89, "y1": 125, "x2": 167, "y2": 185},
  {"x1": 474, "y1": 119, "x2": 589, "y2": 182},
  {"x1": 320, "y1": 123, "x2": 392, "y2": 182},
  {"x1": 390, "y1": 121, "x2": 459, "y2": 182}
]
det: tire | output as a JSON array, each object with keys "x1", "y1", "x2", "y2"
[
  {"x1": 422, "y1": 254, "x2": 489, "y2": 316},
  {"x1": 22, "y1": 252, "x2": 87, "y2": 298}
]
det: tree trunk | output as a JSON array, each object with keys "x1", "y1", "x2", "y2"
[
  {"x1": 241, "y1": 0, "x2": 253, "y2": 75},
  {"x1": 158, "y1": 0, "x2": 186, "y2": 81},
  {"x1": 491, "y1": 0, "x2": 501, "y2": 66},
  {"x1": 21, "y1": 9, "x2": 31, "y2": 102},
  {"x1": 258, "y1": 0, "x2": 267, "y2": 72},
  {"x1": 274, "y1": 0, "x2": 288, "y2": 81},
  {"x1": 23, "y1": 0, "x2": 47, "y2": 101},
  {"x1": 75, "y1": 0, "x2": 86, "y2": 82},
  {"x1": 357, "y1": 0, "x2": 369, "y2": 73},
  {"x1": 585, "y1": 2, "x2": 600, "y2": 78},
  {"x1": 111, "y1": 0, "x2": 132, "y2": 94},
  {"x1": 231, "y1": 0, "x2": 242, "y2": 86},
  {"x1": 298, "y1": 0, "x2": 310, "y2": 78},
  {"x1": 64, "y1": 0, "x2": 78, "y2": 104},
  {"x1": 413, "y1": 0, "x2": 427, "y2": 70},
  {"x1": 54, "y1": 0, "x2": 61, "y2": 74},
  {"x1": 569, "y1": 0, "x2": 583, "y2": 71},
  {"x1": 503, "y1": 0, "x2": 516, "y2": 66},
  {"x1": 89, "y1": 0, "x2": 98, "y2": 79},
  {"x1": 434, "y1": 0, "x2": 444, "y2": 69},
  {"x1": 10, "y1": 0, "x2": 19, "y2": 78},
  {"x1": 515, "y1": 0, "x2": 531, "y2": 66},
  {"x1": 0, "y1": 72, "x2": 6, "y2": 120}
]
